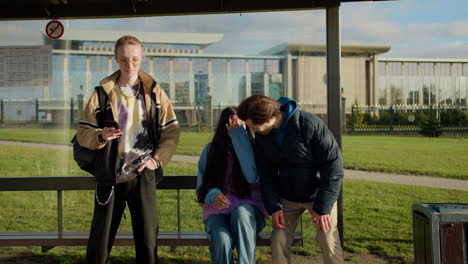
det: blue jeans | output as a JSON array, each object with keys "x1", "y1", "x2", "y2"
[{"x1": 204, "y1": 204, "x2": 266, "y2": 264}]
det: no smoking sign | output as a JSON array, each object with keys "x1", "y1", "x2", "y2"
[{"x1": 45, "y1": 20, "x2": 64, "y2": 40}]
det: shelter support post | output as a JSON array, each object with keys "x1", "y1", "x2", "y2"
[{"x1": 326, "y1": 5, "x2": 344, "y2": 247}]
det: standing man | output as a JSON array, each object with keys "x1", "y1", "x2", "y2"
[
  {"x1": 77, "y1": 35, "x2": 180, "y2": 263},
  {"x1": 237, "y1": 95, "x2": 344, "y2": 264}
]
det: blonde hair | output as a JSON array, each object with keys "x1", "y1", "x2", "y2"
[{"x1": 114, "y1": 35, "x2": 144, "y2": 56}]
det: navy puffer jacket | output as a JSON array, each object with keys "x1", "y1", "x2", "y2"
[{"x1": 254, "y1": 110, "x2": 343, "y2": 215}]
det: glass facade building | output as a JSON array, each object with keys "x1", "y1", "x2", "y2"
[
  {"x1": 46, "y1": 51, "x2": 284, "y2": 125},
  {"x1": 2, "y1": 30, "x2": 467, "y2": 126},
  {"x1": 378, "y1": 59, "x2": 468, "y2": 106}
]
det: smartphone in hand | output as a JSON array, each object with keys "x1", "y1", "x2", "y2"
[{"x1": 104, "y1": 120, "x2": 119, "y2": 129}]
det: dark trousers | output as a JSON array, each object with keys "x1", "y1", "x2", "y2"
[{"x1": 85, "y1": 169, "x2": 158, "y2": 264}]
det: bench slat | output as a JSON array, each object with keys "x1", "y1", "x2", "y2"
[{"x1": 0, "y1": 231, "x2": 302, "y2": 247}]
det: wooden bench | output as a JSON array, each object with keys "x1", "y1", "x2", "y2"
[{"x1": 0, "y1": 176, "x2": 303, "y2": 252}]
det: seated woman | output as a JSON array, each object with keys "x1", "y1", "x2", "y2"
[{"x1": 196, "y1": 107, "x2": 268, "y2": 264}]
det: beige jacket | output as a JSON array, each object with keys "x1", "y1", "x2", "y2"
[{"x1": 76, "y1": 70, "x2": 180, "y2": 167}]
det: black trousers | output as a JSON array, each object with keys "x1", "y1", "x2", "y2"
[{"x1": 85, "y1": 169, "x2": 158, "y2": 264}]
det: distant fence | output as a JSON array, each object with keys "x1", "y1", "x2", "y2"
[
  {"x1": 4, "y1": 97, "x2": 465, "y2": 134},
  {"x1": 0, "y1": 97, "x2": 205, "y2": 128},
  {"x1": 0, "y1": 97, "x2": 332, "y2": 131},
  {"x1": 348, "y1": 104, "x2": 468, "y2": 133},
  {"x1": 0, "y1": 98, "x2": 238, "y2": 131},
  {"x1": 0, "y1": 97, "x2": 229, "y2": 131},
  {"x1": 0, "y1": 98, "x2": 80, "y2": 126}
]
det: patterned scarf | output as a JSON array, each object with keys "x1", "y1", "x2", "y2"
[{"x1": 114, "y1": 83, "x2": 154, "y2": 184}]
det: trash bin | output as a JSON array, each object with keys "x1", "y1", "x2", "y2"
[{"x1": 412, "y1": 203, "x2": 468, "y2": 264}]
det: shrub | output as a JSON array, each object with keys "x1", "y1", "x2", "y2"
[
  {"x1": 419, "y1": 108, "x2": 442, "y2": 137},
  {"x1": 440, "y1": 109, "x2": 468, "y2": 127}
]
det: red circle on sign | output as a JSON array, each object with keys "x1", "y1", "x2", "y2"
[{"x1": 46, "y1": 20, "x2": 64, "y2": 40}]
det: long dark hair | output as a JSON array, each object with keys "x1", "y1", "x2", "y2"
[{"x1": 196, "y1": 107, "x2": 251, "y2": 204}]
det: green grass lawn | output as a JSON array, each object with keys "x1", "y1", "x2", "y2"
[
  {"x1": 0, "y1": 128, "x2": 76, "y2": 145},
  {"x1": 1, "y1": 129, "x2": 467, "y2": 179},
  {"x1": 1, "y1": 146, "x2": 468, "y2": 263},
  {"x1": 342, "y1": 135, "x2": 468, "y2": 180},
  {"x1": 0, "y1": 145, "x2": 198, "y2": 177},
  {"x1": 176, "y1": 132, "x2": 213, "y2": 156},
  {"x1": 0, "y1": 128, "x2": 212, "y2": 156}
]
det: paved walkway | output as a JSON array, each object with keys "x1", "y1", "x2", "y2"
[
  {"x1": 171, "y1": 153, "x2": 468, "y2": 191},
  {"x1": 1, "y1": 140, "x2": 467, "y2": 191},
  {"x1": 0, "y1": 140, "x2": 71, "y2": 150}
]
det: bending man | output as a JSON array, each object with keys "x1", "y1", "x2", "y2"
[{"x1": 237, "y1": 95, "x2": 344, "y2": 264}]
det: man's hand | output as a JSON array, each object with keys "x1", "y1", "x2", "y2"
[
  {"x1": 101, "y1": 127, "x2": 123, "y2": 141},
  {"x1": 213, "y1": 194, "x2": 231, "y2": 209},
  {"x1": 272, "y1": 210, "x2": 286, "y2": 229},
  {"x1": 310, "y1": 210, "x2": 332, "y2": 232},
  {"x1": 137, "y1": 159, "x2": 158, "y2": 172}
]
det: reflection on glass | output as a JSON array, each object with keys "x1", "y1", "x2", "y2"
[
  {"x1": 212, "y1": 59, "x2": 227, "y2": 106},
  {"x1": 174, "y1": 58, "x2": 190, "y2": 105},
  {"x1": 154, "y1": 58, "x2": 170, "y2": 96},
  {"x1": 379, "y1": 61, "x2": 468, "y2": 107}
]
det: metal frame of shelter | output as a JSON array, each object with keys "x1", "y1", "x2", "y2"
[{"x1": 2, "y1": 0, "x2": 396, "y2": 245}]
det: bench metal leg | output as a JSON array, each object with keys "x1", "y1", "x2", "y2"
[
  {"x1": 57, "y1": 190, "x2": 63, "y2": 238},
  {"x1": 170, "y1": 189, "x2": 182, "y2": 253},
  {"x1": 42, "y1": 246, "x2": 55, "y2": 253}
]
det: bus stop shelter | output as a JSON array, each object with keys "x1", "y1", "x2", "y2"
[{"x1": 1, "y1": 0, "x2": 396, "y2": 244}]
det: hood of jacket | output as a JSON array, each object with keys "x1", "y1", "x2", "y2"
[{"x1": 271, "y1": 96, "x2": 298, "y2": 145}]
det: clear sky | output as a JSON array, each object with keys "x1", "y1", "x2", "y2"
[{"x1": 1, "y1": 0, "x2": 467, "y2": 58}]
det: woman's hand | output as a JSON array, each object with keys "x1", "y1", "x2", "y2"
[
  {"x1": 225, "y1": 114, "x2": 245, "y2": 132},
  {"x1": 213, "y1": 193, "x2": 231, "y2": 209}
]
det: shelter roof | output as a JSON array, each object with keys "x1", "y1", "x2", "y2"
[{"x1": 2, "y1": 0, "x2": 395, "y2": 20}]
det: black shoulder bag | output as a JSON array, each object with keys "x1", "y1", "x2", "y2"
[
  {"x1": 72, "y1": 86, "x2": 116, "y2": 184},
  {"x1": 72, "y1": 86, "x2": 117, "y2": 205}
]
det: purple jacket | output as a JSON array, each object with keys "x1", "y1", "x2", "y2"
[{"x1": 196, "y1": 126, "x2": 268, "y2": 221}]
